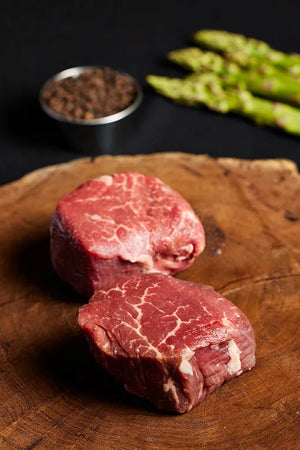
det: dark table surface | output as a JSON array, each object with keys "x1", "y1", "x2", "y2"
[{"x1": 1, "y1": 0, "x2": 299, "y2": 186}]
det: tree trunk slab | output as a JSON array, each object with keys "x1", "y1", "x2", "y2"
[{"x1": 0, "y1": 153, "x2": 299, "y2": 449}]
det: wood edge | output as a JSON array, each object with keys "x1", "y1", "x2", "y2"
[
  {"x1": 0, "y1": 152, "x2": 298, "y2": 195},
  {"x1": 217, "y1": 157, "x2": 298, "y2": 172}
]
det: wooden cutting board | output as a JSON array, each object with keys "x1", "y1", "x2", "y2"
[{"x1": 0, "y1": 153, "x2": 299, "y2": 449}]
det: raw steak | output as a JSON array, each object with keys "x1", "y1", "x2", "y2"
[
  {"x1": 50, "y1": 172, "x2": 205, "y2": 296},
  {"x1": 78, "y1": 274, "x2": 256, "y2": 413}
]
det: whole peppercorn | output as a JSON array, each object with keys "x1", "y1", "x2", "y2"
[{"x1": 42, "y1": 68, "x2": 137, "y2": 120}]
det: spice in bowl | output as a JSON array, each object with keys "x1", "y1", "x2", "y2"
[
  {"x1": 39, "y1": 66, "x2": 143, "y2": 153},
  {"x1": 41, "y1": 67, "x2": 138, "y2": 121}
]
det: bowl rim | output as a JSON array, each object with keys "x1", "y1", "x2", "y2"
[{"x1": 39, "y1": 66, "x2": 143, "y2": 125}]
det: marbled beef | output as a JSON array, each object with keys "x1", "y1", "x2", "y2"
[
  {"x1": 78, "y1": 274, "x2": 256, "y2": 413},
  {"x1": 50, "y1": 172, "x2": 205, "y2": 296}
]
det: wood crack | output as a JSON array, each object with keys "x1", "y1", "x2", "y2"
[
  {"x1": 219, "y1": 272, "x2": 300, "y2": 296},
  {"x1": 25, "y1": 436, "x2": 44, "y2": 450},
  {"x1": 180, "y1": 163, "x2": 203, "y2": 177}
]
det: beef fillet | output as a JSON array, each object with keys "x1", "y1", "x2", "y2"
[
  {"x1": 78, "y1": 273, "x2": 256, "y2": 413},
  {"x1": 50, "y1": 172, "x2": 205, "y2": 296}
]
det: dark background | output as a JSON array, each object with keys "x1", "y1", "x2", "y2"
[{"x1": 1, "y1": 0, "x2": 300, "y2": 185}]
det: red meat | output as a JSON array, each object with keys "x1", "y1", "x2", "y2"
[
  {"x1": 78, "y1": 273, "x2": 256, "y2": 413},
  {"x1": 50, "y1": 172, "x2": 205, "y2": 296}
]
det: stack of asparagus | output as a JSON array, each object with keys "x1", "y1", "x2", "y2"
[{"x1": 146, "y1": 30, "x2": 300, "y2": 136}]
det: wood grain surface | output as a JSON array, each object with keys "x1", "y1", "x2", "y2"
[{"x1": 0, "y1": 153, "x2": 299, "y2": 449}]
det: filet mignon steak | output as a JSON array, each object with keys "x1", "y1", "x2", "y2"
[
  {"x1": 50, "y1": 172, "x2": 205, "y2": 296},
  {"x1": 78, "y1": 274, "x2": 256, "y2": 413}
]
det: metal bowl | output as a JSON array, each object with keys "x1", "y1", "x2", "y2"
[{"x1": 39, "y1": 66, "x2": 143, "y2": 154}]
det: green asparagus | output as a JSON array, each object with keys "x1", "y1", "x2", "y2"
[
  {"x1": 193, "y1": 30, "x2": 300, "y2": 75},
  {"x1": 146, "y1": 73, "x2": 300, "y2": 136},
  {"x1": 168, "y1": 47, "x2": 300, "y2": 105}
]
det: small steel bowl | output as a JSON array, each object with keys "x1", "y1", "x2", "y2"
[{"x1": 39, "y1": 66, "x2": 143, "y2": 154}]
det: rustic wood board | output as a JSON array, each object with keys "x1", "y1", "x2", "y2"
[{"x1": 0, "y1": 153, "x2": 299, "y2": 449}]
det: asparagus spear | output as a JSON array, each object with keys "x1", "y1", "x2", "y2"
[
  {"x1": 168, "y1": 47, "x2": 300, "y2": 105},
  {"x1": 146, "y1": 73, "x2": 300, "y2": 136},
  {"x1": 193, "y1": 30, "x2": 300, "y2": 75}
]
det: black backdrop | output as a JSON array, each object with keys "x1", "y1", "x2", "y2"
[{"x1": 1, "y1": 0, "x2": 299, "y2": 185}]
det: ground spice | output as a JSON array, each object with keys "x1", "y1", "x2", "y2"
[{"x1": 42, "y1": 68, "x2": 138, "y2": 120}]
